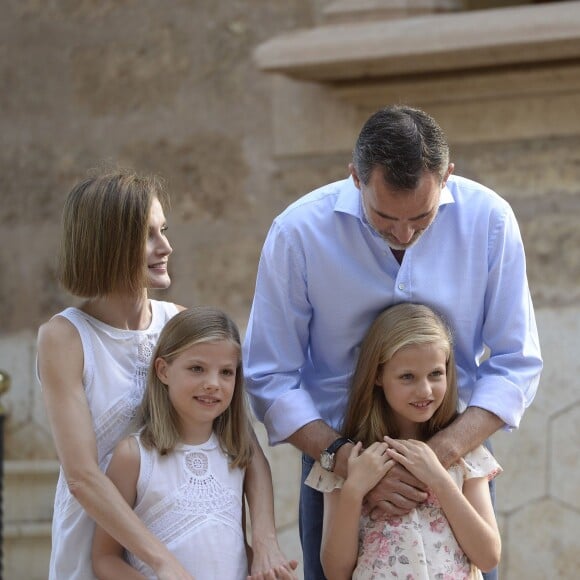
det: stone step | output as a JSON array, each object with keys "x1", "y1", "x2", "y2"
[{"x1": 3, "y1": 460, "x2": 59, "y2": 580}]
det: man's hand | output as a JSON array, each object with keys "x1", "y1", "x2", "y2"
[{"x1": 365, "y1": 458, "x2": 428, "y2": 519}]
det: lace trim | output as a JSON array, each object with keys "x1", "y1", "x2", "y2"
[
  {"x1": 139, "y1": 449, "x2": 242, "y2": 546},
  {"x1": 93, "y1": 333, "x2": 155, "y2": 460}
]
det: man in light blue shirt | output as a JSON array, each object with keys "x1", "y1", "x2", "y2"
[{"x1": 243, "y1": 105, "x2": 542, "y2": 580}]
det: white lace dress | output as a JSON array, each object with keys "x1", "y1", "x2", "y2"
[
  {"x1": 306, "y1": 445, "x2": 502, "y2": 580},
  {"x1": 126, "y1": 432, "x2": 248, "y2": 579},
  {"x1": 45, "y1": 300, "x2": 179, "y2": 580}
]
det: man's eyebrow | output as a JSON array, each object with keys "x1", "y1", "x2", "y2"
[{"x1": 372, "y1": 206, "x2": 436, "y2": 221}]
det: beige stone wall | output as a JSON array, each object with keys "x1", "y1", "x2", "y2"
[
  {"x1": 2, "y1": 0, "x2": 580, "y2": 578},
  {"x1": 0, "y1": 0, "x2": 334, "y2": 338}
]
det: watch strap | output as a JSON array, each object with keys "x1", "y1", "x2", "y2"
[{"x1": 324, "y1": 436, "x2": 353, "y2": 456}]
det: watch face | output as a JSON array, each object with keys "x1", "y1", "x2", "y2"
[{"x1": 320, "y1": 452, "x2": 334, "y2": 471}]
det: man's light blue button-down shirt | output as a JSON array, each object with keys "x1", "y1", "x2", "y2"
[{"x1": 243, "y1": 175, "x2": 542, "y2": 445}]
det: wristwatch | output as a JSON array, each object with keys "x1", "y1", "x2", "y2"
[{"x1": 320, "y1": 437, "x2": 353, "y2": 472}]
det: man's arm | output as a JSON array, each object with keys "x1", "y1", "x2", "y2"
[
  {"x1": 244, "y1": 220, "x2": 327, "y2": 446},
  {"x1": 428, "y1": 406, "x2": 504, "y2": 469},
  {"x1": 285, "y1": 419, "x2": 354, "y2": 479},
  {"x1": 468, "y1": 203, "x2": 542, "y2": 429}
]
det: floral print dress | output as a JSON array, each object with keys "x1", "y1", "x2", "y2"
[{"x1": 306, "y1": 445, "x2": 502, "y2": 580}]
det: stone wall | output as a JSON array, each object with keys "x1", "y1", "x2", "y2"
[{"x1": 1, "y1": 0, "x2": 580, "y2": 578}]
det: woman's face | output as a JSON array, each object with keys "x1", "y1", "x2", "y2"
[{"x1": 146, "y1": 197, "x2": 173, "y2": 289}]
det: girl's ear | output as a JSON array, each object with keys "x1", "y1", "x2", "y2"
[
  {"x1": 374, "y1": 365, "x2": 384, "y2": 387},
  {"x1": 155, "y1": 357, "x2": 169, "y2": 384}
]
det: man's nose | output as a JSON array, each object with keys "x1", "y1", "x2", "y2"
[{"x1": 392, "y1": 222, "x2": 414, "y2": 244}]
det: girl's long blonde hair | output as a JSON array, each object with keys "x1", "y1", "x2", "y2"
[
  {"x1": 140, "y1": 306, "x2": 253, "y2": 469},
  {"x1": 342, "y1": 303, "x2": 458, "y2": 445}
]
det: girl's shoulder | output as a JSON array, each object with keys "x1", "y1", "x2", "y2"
[
  {"x1": 457, "y1": 445, "x2": 503, "y2": 481},
  {"x1": 113, "y1": 435, "x2": 141, "y2": 462}
]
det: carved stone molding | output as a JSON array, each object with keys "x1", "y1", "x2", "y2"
[{"x1": 255, "y1": 1, "x2": 580, "y2": 154}]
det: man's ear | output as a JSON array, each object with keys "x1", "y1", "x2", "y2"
[
  {"x1": 349, "y1": 163, "x2": 361, "y2": 189},
  {"x1": 155, "y1": 357, "x2": 169, "y2": 384},
  {"x1": 442, "y1": 163, "x2": 455, "y2": 187}
]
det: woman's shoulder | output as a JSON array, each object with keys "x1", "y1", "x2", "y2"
[
  {"x1": 150, "y1": 300, "x2": 183, "y2": 323},
  {"x1": 37, "y1": 310, "x2": 82, "y2": 351}
]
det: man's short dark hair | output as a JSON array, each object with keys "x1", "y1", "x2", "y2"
[{"x1": 353, "y1": 105, "x2": 450, "y2": 189}]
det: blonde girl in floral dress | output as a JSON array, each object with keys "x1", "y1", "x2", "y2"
[{"x1": 306, "y1": 303, "x2": 502, "y2": 579}]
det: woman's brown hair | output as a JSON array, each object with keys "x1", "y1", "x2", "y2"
[{"x1": 58, "y1": 168, "x2": 168, "y2": 298}]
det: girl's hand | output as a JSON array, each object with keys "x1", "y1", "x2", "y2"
[
  {"x1": 344, "y1": 442, "x2": 394, "y2": 497},
  {"x1": 247, "y1": 560, "x2": 298, "y2": 580},
  {"x1": 383, "y1": 436, "x2": 447, "y2": 487},
  {"x1": 247, "y1": 542, "x2": 298, "y2": 580}
]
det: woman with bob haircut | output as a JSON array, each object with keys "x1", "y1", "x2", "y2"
[{"x1": 38, "y1": 168, "x2": 295, "y2": 580}]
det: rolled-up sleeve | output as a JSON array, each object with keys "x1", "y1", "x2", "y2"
[
  {"x1": 470, "y1": 205, "x2": 542, "y2": 429},
  {"x1": 243, "y1": 219, "x2": 322, "y2": 445}
]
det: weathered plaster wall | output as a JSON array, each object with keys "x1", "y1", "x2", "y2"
[{"x1": 0, "y1": 0, "x2": 332, "y2": 337}]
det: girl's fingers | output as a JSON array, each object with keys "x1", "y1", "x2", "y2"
[
  {"x1": 384, "y1": 436, "x2": 410, "y2": 453},
  {"x1": 350, "y1": 441, "x2": 363, "y2": 458},
  {"x1": 368, "y1": 441, "x2": 389, "y2": 455}
]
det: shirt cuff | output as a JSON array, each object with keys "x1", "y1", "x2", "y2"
[{"x1": 469, "y1": 375, "x2": 526, "y2": 429}]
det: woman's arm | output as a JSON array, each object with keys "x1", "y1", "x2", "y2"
[
  {"x1": 321, "y1": 443, "x2": 393, "y2": 580},
  {"x1": 384, "y1": 437, "x2": 501, "y2": 572},
  {"x1": 244, "y1": 430, "x2": 298, "y2": 579},
  {"x1": 91, "y1": 438, "x2": 145, "y2": 579},
  {"x1": 38, "y1": 317, "x2": 193, "y2": 580}
]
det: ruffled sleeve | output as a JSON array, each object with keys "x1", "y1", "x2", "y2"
[
  {"x1": 458, "y1": 445, "x2": 503, "y2": 481},
  {"x1": 304, "y1": 461, "x2": 345, "y2": 492}
]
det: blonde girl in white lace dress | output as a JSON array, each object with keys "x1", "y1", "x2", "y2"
[
  {"x1": 306, "y1": 303, "x2": 502, "y2": 580},
  {"x1": 92, "y1": 307, "x2": 297, "y2": 580},
  {"x1": 38, "y1": 170, "x2": 294, "y2": 580}
]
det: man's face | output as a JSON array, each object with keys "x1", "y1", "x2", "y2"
[{"x1": 351, "y1": 163, "x2": 453, "y2": 251}]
